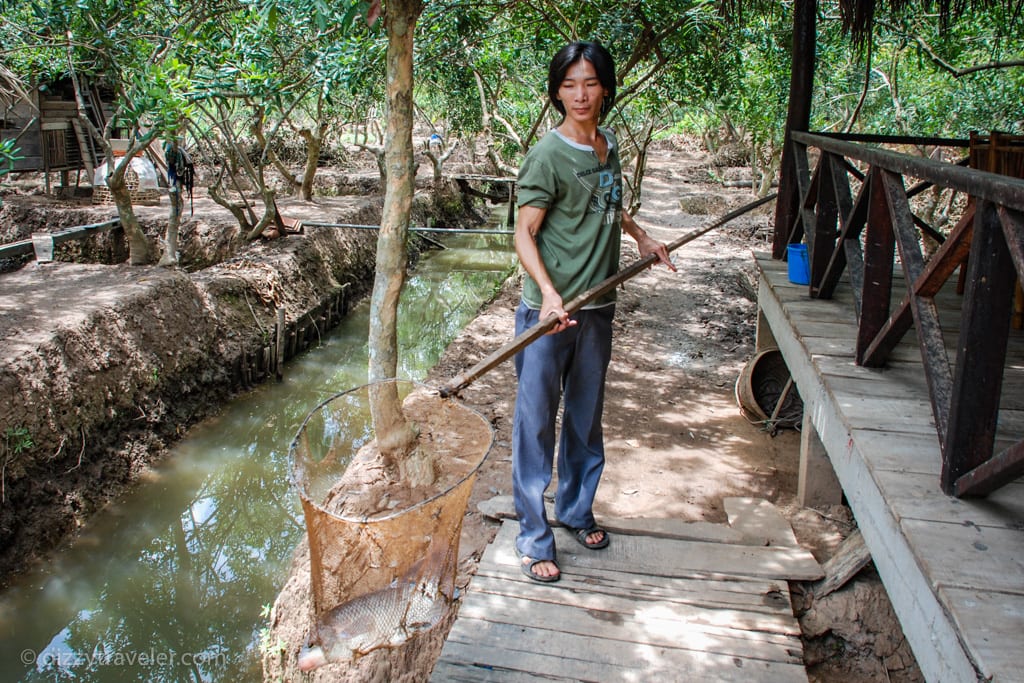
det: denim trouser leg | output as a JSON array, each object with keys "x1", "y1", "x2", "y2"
[
  {"x1": 554, "y1": 305, "x2": 613, "y2": 529},
  {"x1": 511, "y1": 302, "x2": 614, "y2": 560}
]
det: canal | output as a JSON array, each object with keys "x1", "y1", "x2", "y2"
[{"x1": 0, "y1": 231, "x2": 516, "y2": 683}]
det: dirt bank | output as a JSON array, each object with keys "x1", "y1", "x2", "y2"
[{"x1": 0, "y1": 188, "x2": 403, "y2": 583}]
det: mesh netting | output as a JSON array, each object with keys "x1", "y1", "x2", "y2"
[
  {"x1": 290, "y1": 379, "x2": 492, "y2": 662},
  {"x1": 736, "y1": 348, "x2": 804, "y2": 429}
]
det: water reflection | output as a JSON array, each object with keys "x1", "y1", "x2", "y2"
[{"x1": 0, "y1": 232, "x2": 515, "y2": 683}]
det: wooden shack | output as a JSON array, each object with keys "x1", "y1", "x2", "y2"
[{"x1": 0, "y1": 76, "x2": 114, "y2": 191}]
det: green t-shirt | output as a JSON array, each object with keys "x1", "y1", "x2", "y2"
[{"x1": 516, "y1": 128, "x2": 623, "y2": 309}]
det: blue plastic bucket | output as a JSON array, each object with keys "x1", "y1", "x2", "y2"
[{"x1": 787, "y1": 244, "x2": 810, "y2": 285}]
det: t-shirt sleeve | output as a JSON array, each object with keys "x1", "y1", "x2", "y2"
[{"x1": 516, "y1": 150, "x2": 556, "y2": 209}]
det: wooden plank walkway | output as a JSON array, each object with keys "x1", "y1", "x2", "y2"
[
  {"x1": 434, "y1": 499, "x2": 822, "y2": 682},
  {"x1": 754, "y1": 252, "x2": 1024, "y2": 683}
]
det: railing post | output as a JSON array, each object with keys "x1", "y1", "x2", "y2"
[
  {"x1": 773, "y1": 0, "x2": 817, "y2": 258},
  {"x1": 942, "y1": 199, "x2": 1015, "y2": 494},
  {"x1": 809, "y1": 153, "x2": 842, "y2": 297}
]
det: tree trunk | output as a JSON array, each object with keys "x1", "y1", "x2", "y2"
[
  {"x1": 107, "y1": 159, "x2": 152, "y2": 265},
  {"x1": 159, "y1": 184, "x2": 182, "y2": 267},
  {"x1": 298, "y1": 125, "x2": 325, "y2": 201},
  {"x1": 159, "y1": 140, "x2": 183, "y2": 268},
  {"x1": 368, "y1": 0, "x2": 426, "y2": 483}
]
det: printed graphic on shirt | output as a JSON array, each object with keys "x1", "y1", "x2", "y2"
[{"x1": 575, "y1": 164, "x2": 621, "y2": 225}]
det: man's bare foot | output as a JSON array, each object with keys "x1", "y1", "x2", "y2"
[
  {"x1": 569, "y1": 525, "x2": 610, "y2": 550},
  {"x1": 519, "y1": 555, "x2": 561, "y2": 583}
]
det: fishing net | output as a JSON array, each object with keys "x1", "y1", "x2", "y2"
[{"x1": 290, "y1": 379, "x2": 492, "y2": 662}]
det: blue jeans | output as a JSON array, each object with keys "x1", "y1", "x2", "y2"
[{"x1": 511, "y1": 301, "x2": 614, "y2": 561}]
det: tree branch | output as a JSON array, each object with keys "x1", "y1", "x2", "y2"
[{"x1": 878, "y1": 20, "x2": 1024, "y2": 77}]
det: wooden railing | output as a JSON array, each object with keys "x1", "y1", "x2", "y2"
[{"x1": 773, "y1": 131, "x2": 1024, "y2": 497}]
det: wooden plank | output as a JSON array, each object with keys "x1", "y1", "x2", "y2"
[
  {"x1": 829, "y1": 396, "x2": 937, "y2": 435},
  {"x1": 810, "y1": 530, "x2": 872, "y2": 599},
  {"x1": 805, "y1": 335, "x2": 924, "y2": 363},
  {"x1": 780, "y1": 299, "x2": 857, "y2": 322},
  {"x1": 479, "y1": 529, "x2": 794, "y2": 602},
  {"x1": 851, "y1": 428, "x2": 942, "y2": 475},
  {"x1": 431, "y1": 659, "x2": 572, "y2": 682},
  {"x1": 451, "y1": 595, "x2": 804, "y2": 663},
  {"x1": 469, "y1": 568, "x2": 794, "y2": 619},
  {"x1": 488, "y1": 520, "x2": 823, "y2": 582},
  {"x1": 789, "y1": 324, "x2": 860, "y2": 347},
  {"x1": 821, "y1": 371, "x2": 926, "y2": 401},
  {"x1": 820, "y1": 359, "x2": 930, "y2": 390},
  {"x1": 875, "y1": 469, "x2": 1024, "y2": 528},
  {"x1": 438, "y1": 628, "x2": 807, "y2": 683},
  {"x1": 454, "y1": 588, "x2": 803, "y2": 658},
  {"x1": 903, "y1": 519, "x2": 1024, "y2": 595},
  {"x1": 438, "y1": 519, "x2": 810, "y2": 682},
  {"x1": 475, "y1": 541, "x2": 798, "y2": 621},
  {"x1": 475, "y1": 495, "x2": 751, "y2": 544},
  {"x1": 724, "y1": 497, "x2": 799, "y2": 548},
  {"x1": 939, "y1": 588, "x2": 1024, "y2": 683}
]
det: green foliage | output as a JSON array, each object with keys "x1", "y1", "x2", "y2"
[
  {"x1": 812, "y1": 2, "x2": 1024, "y2": 136},
  {"x1": 0, "y1": 139, "x2": 22, "y2": 177},
  {"x1": 0, "y1": 0, "x2": 1020, "y2": 198},
  {"x1": 3, "y1": 426, "x2": 33, "y2": 454}
]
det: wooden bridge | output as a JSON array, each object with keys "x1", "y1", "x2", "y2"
[
  {"x1": 763, "y1": 131, "x2": 1024, "y2": 682},
  {"x1": 434, "y1": 499, "x2": 823, "y2": 682}
]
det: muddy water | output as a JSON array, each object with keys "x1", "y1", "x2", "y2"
[{"x1": 0, "y1": 232, "x2": 515, "y2": 683}]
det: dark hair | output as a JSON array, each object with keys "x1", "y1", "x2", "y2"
[{"x1": 547, "y1": 41, "x2": 616, "y2": 122}]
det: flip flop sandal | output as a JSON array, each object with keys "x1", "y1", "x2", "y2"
[
  {"x1": 571, "y1": 526, "x2": 610, "y2": 550},
  {"x1": 514, "y1": 546, "x2": 560, "y2": 583}
]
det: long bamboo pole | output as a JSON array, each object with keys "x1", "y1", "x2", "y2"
[{"x1": 437, "y1": 192, "x2": 777, "y2": 398}]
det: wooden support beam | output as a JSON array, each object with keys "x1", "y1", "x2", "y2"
[
  {"x1": 798, "y1": 158, "x2": 820, "y2": 254},
  {"x1": 809, "y1": 153, "x2": 842, "y2": 298},
  {"x1": 942, "y1": 200, "x2": 1016, "y2": 494},
  {"x1": 857, "y1": 169, "x2": 896, "y2": 365},
  {"x1": 860, "y1": 204, "x2": 975, "y2": 366},
  {"x1": 954, "y1": 439, "x2": 1024, "y2": 497},
  {"x1": 780, "y1": 141, "x2": 815, "y2": 256},
  {"x1": 882, "y1": 169, "x2": 953, "y2": 446},
  {"x1": 817, "y1": 154, "x2": 862, "y2": 303},
  {"x1": 798, "y1": 409, "x2": 843, "y2": 508}
]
